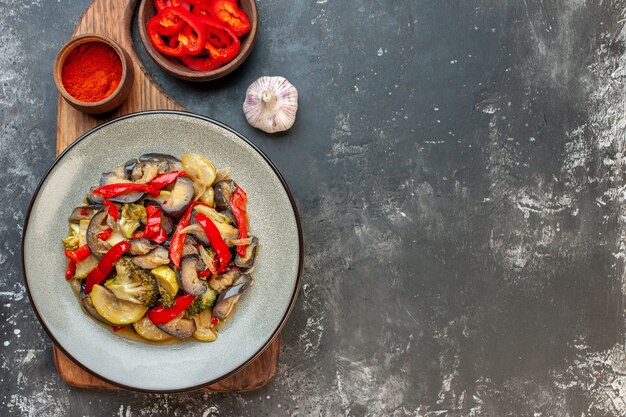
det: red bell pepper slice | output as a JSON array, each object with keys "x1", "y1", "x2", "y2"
[
  {"x1": 211, "y1": 315, "x2": 219, "y2": 325},
  {"x1": 172, "y1": 0, "x2": 192, "y2": 11},
  {"x1": 147, "y1": 294, "x2": 196, "y2": 324},
  {"x1": 148, "y1": 170, "x2": 186, "y2": 189},
  {"x1": 169, "y1": 201, "x2": 206, "y2": 268},
  {"x1": 155, "y1": 0, "x2": 171, "y2": 11},
  {"x1": 64, "y1": 244, "x2": 92, "y2": 263},
  {"x1": 84, "y1": 241, "x2": 131, "y2": 293},
  {"x1": 179, "y1": 18, "x2": 240, "y2": 70},
  {"x1": 93, "y1": 183, "x2": 160, "y2": 198},
  {"x1": 97, "y1": 228, "x2": 113, "y2": 241},
  {"x1": 133, "y1": 205, "x2": 162, "y2": 239},
  {"x1": 179, "y1": 54, "x2": 222, "y2": 71},
  {"x1": 191, "y1": 2, "x2": 212, "y2": 18},
  {"x1": 151, "y1": 228, "x2": 168, "y2": 244},
  {"x1": 147, "y1": 8, "x2": 206, "y2": 56},
  {"x1": 210, "y1": 0, "x2": 250, "y2": 36},
  {"x1": 151, "y1": 5, "x2": 185, "y2": 35},
  {"x1": 194, "y1": 213, "x2": 231, "y2": 270},
  {"x1": 230, "y1": 186, "x2": 248, "y2": 256},
  {"x1": 65, "y1": 260, "x2": 76, "y2": 281},
  {"x1": 112, "y1": 326, "x2": 125, "y2": 332},
  {"x1": 103, "y1": 200, "x2": 119, "y2": 221},
  {"x1": 168, "y1": 24, "x2": 206, "y2": 55}
]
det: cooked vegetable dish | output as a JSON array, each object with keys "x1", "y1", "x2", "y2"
[{"x1": 62, "y1": 153, "x2": 258, "y2": 343}]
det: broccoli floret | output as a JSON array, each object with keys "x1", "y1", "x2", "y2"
[
  {"x1": 187, "y1": 288, "x2": 218, "y2": 316},
  {"x1": 159, "y1": 286, "x2": 176, "y2": 309},
  {"x1": 61, "y1": 224, "x2": 81, "y2": 250},
  {"x1": 61, "y1": 234, "x2": 80, "y2": 250},
  {"x1": 104, "y1": 257, "x2": 159, "y2": 307},
  {"x1": 119, "y1": 203, "x2": 147, "y2": 239}
]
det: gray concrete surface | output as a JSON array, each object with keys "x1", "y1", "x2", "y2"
[{"x1": 2, "y1": 0, "x2": 626, "y2": 415}]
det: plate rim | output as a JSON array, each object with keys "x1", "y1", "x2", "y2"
[{"x1": 21, "y1": 110, "x2": 304, "y2": 393}]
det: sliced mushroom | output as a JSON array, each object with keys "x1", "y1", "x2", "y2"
[
  {"x1": 235, "y1": 237, "x2": 259, "y2": 270},
  {"x1": 130, "y1": 246, "x2": 170, "y2": 269},
  {"x1": 213, "y1": 180, "x2": 237, "y2": 211},
  {"x1": 133, "y1": 316, "x2": 172, "y2": 341},
  {"x1": 69, "y1": 205, "x2": 101, "y2": 223},
  {"x1": 156, "y1": 312, "x2": 196, "y2": 338},
  {"x1": 161, "y1": 177, "x2": 195, "y2": 217},
  {"x1": 86, "y1": 210, "x2": 110, "y2": 258},
  {"x1": 128, "y1": 238, "x2": 158, "y2": 256},
  {"x1": 212, "y1": 274, "x2": 252, "y2": 320},
  {"x1": 180, "y1": 255, "x2": 207, "y2": 296},
  {"x1": 138, "y1": 153, "x2": 182, "y2": 173},
  {"x1": 209, "y1": 269, "x2": 241, "y2": 293}
]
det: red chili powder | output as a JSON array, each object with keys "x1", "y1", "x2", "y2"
[{"x1": 61, "y1": 42, "x2": 123, "y2": 103}]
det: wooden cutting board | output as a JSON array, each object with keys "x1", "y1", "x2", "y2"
[{"x1": 54, "y1": 0, "x2": 279, "y2": 392}]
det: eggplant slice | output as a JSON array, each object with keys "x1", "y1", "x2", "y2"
[
  {"x1": 161, "y1": 177, "x2": 195, "y2": 217},
  {"x1": 234, "y1": 237, "x2": 258, "y2": 270},
  {"x1": 156, "y1": 312, "x2": 196, "y2": 338},
  {"x1": 130, "y1": 246, "x2": 170, "y2": 269},
  {"x1": 128, "y1": 238, "x2": 158, "y2": 256},
  {"x1": 180, "y1": 255, "x2": 207, "y2": 296},
  {"x1": 69, "y1": 205, "x2": 101, "y2": 223},
  {"x1": 212, "y1": 274, "x2": 252, "y2": 320},
  {"x1": 86, "y1": 210, "x2": 110, "y2": 258},
  {"x1": 213, "y1": 180, "x2": 237, "y2": 211}
]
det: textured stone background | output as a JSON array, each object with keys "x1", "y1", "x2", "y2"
[{"x1": 3, "y1": 0, "x2": 626, "y2": 415}]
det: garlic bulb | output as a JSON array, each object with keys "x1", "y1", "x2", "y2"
[{"x1": 243, "y1": 76, "x2": 298, "y2": 133}]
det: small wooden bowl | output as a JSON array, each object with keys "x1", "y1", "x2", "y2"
[
  {"x1": 138, "y1": 0, "x2": 258, "y2": 82},
  {"x1": 54, "y1": 34, "x2": 134, "y2": 115}
]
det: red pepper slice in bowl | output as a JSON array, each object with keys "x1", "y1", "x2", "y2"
[
  {"x1": 210, "y1": 0, "x2": 250, "y2": 36},
  {"x1": 168, "y1": 24, "x2": 206, "y2": 56},
  {"x1": 147, "y1": 7, "x2": 206, "y2": 56},
  {"x1": 179, "y1": 17, "x2": 240, "y2": 70},
  {"x1": 150, "y1": 6, "x2": 185, "y2": 35}
]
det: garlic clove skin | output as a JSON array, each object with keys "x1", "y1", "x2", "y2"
[{"x1": 243, "y1": 76, "x2": 298, "y2": 134}]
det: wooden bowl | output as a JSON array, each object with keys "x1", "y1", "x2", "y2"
[
  {"x1": 138, "y1": 0, "x2": 258, "y2": 82},
  {"x1": 53, "y1": 34, "x2": 134, "y2": 115}
]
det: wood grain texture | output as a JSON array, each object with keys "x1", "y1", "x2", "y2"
[{"x1": 55, "y1": 0, "x2": 280, "y2": 392}]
